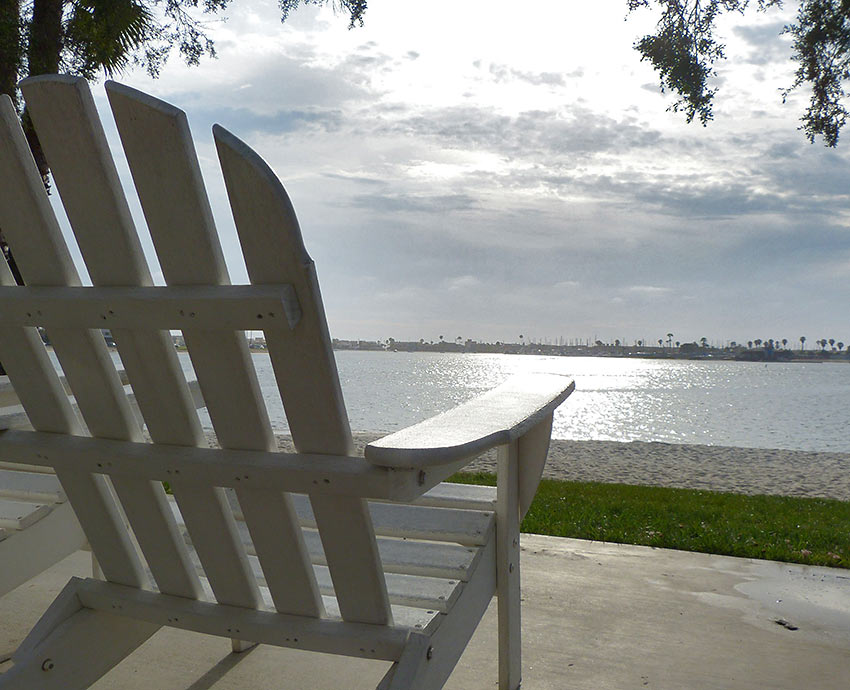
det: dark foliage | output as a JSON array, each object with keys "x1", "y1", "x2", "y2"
[
  {"x1": 630, "y1": 1, "x2": 850, "y2": 145},
  {"x1": 280, "y1": 0, "x2": 366, "y2": 28}
]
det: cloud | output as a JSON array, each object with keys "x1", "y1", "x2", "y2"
[
  {"x1": 321, "y1": 171, "x2": 386, "y2": 186},
  {"x1": 732, "y1": 21, "x2": 793, "y2": 66},
  {"x1": 213, "y1": 107, "x2": 345, "y2": 135},
  {"x1": 348, "y1": 193, "x2": 478, "y2": 214},
  {"x1": 105, "y1": 0, "x2": 850, "y2": 344},
  {"x1": 627, "y1": 285, "x2": 672, "y2": 295},
  {"x1": 446, "y1": 275, "x2": 481, "y2": 290},
  {"x1": 477, "y1": 60, "x2": 584, "y2": 85}
]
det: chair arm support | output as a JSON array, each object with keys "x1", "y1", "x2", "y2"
[{"x1": 364, "y1": 374, "x2": 574, "y2": 469}]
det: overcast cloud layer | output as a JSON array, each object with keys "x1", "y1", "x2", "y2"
[{"x1": 74, "y1": 0, "x2": 850, "y2": 346}]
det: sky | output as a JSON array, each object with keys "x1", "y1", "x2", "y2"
[{"x1": 68, "y1": 0, "x2": 850, "y2": 346}]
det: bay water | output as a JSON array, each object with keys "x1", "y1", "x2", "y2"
[{"x1": 169, "y1": 351, "x2": 850, "y2": 453}]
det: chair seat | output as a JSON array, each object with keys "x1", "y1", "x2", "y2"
[
  {"x1": 168, "y1": 483, "x2": 496, "y2": 621},
  {"x1": 0, "y1": 499, "x2": 53, "y2": 532},
  {"x1": 0, "y1": 468, "x2": 65, "y2": 532},
  {"x1": 413, "y1": 482, "x2": 497, "y2": 511},
  {"x1": 0, "y1": 468, "x2": 65, "y2": 504}
]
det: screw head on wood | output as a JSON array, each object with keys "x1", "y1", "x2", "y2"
[{"x1": 41, "y1": 658, "x2": 54, "y2": 671}]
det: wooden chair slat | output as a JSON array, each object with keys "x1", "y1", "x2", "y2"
[
  {"x1": 75, "y1": 579, "x2": 442, "y2": 658},
  {"x1": 20, "y1": 75, "x2": 231, "y2": 603},
  {"x1": 181, "y1": 542, "x2": 460, "y2": 613},
  {"x1": 414, "y1": 482, "x2": 498, "y2": 511},
  {"x1": 251, "y1": 493, "x2": 495, "y2": 547},
  {"x1": 254, "y1": 557, "x2": 460, "y2": 613},
  {"x1": 0, "y1": 284, "x2": 301, "y2": 331},
  {"x1": 107, "y1": 82, "x2": 322, "y2": 617},
  {"x1": 0, "y1": 96, "x2": 146, "y2": 588},
  {"x1": 0, "y1": 469, "x2": 65, "y2": 503},
  {"x1": 0, "y1": 498, "x2": 52, "y2": 530},
  {"x1": 238, "y1": 511, "x2": 480, "y2": 582},
  {"x1": 215, "y1": 125, "x2": 392, "y2": 625}
]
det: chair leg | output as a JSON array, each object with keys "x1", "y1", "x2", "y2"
[
  {"x1": 230, "y1": 638, "x2": 258, "y2": 653},
  {"x1": 497, "y1": 441, "x2": 522, "y2": 690},
  {"x1": 91, "y1": 553, "x2": 103, "y2": 580},
  {"x1": 376, "y1": 632, "x2": 430, "y2": 690},
  {"x1": 1, "y1": 579, "x2": 158, "y2": 690}
]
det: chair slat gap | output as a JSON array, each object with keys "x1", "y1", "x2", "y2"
[
  {"x1": 215, "y1": 126, "x2": 392, "y2": 625},
  {"x1": 106, "y1": 81, "x2": 320, "y2": 614}
]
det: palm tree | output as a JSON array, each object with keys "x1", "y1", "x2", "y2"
[
  {"x1": 754, "y1": 339, "x2": 762, "y2": 348},
  {"x1": 800, "y1": 336, "x2": 806, "y2": 350},
  {"x1": 838, "y1": 342, "x2": 845, "y2": 351},
  {"x1": 781, "y1": 338, "x2": 788, "y2": 349},
  {"x1": 829, "y1": 338, "x2": 836, "y2": 350},
  {"x1": 700, "y1": 337, "x2": 708, "y2": 348},
  {"x1": 748, "y1": 340, "x2": 753, "y2": 349},
  {"x1": 658, "y1": 339, "x2": 663, "y2": 347},
  {"x1": 666, "y1": 332, "x2": 674, "y2": 348}
]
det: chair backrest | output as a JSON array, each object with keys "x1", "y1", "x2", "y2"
[{"x1": 0, "y1": 77, "x2": 390, "y2": 624}]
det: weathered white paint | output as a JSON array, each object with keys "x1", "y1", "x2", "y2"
[
  {"x1": 0, "y1": 81, "x2": 572, "y2": 690},
  {"x1": 0, "y1": 284, "x2": 301, "y2": 331},
  {"x1": 366, "y1": 374, "x2": 574, "y2": 467},
  {"x1": 107, "y1": 81, "x2": 320, "y2": 619}
]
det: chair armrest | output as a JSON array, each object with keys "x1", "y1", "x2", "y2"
[{"x1": 364, "y1": 373, "x2": 575, "y2": 468}]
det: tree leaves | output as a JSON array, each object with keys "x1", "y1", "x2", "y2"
[
  {"x1": 630, "y1": 0, "x2": 850, "y2": 146},
  {"x1": 279, "y1": 0, "x2": 367, "y2": 29},
  {"x1": 785, "y1": 0, "x2": 850, "y2": 145},
  {"x1": 64, "y1": 0, "x2": 156, "y2": 78}
]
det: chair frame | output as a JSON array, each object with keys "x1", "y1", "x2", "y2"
[{"x1": 0, "y1": 75, "x2": 574, "y2": 690}]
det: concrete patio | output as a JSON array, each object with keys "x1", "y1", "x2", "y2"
[{"x1": 2, "y1": 534, "x2": 849, "y2": 689}]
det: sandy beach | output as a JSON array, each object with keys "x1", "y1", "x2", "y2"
[{"x1": 322, "y1": 434, "x2": 849, "y2": 502}]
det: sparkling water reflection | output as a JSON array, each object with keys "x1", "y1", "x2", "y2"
[
  {"x1": 334, "y1": 353, "x2": 850, "y2": 452},
  {"x1": 98, "y1": 350, "x2": 850, "y2": 452}
]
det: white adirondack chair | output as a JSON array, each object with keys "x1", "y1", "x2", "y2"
[{"x1": 0, "y1": 75, "x2": 574, "y2": 690}]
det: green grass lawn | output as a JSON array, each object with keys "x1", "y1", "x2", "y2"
[{"x1": 449, "y1": 473, "x2": 850, "y2": 569}]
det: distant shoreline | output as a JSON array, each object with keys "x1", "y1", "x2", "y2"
[{"x1": 330, "y1": 342, "x2": 849, "y2": 363}]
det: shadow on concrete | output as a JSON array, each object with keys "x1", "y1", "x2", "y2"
[{"x1": 185, "y1": 646, "x2": 258, "y2": 690}]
